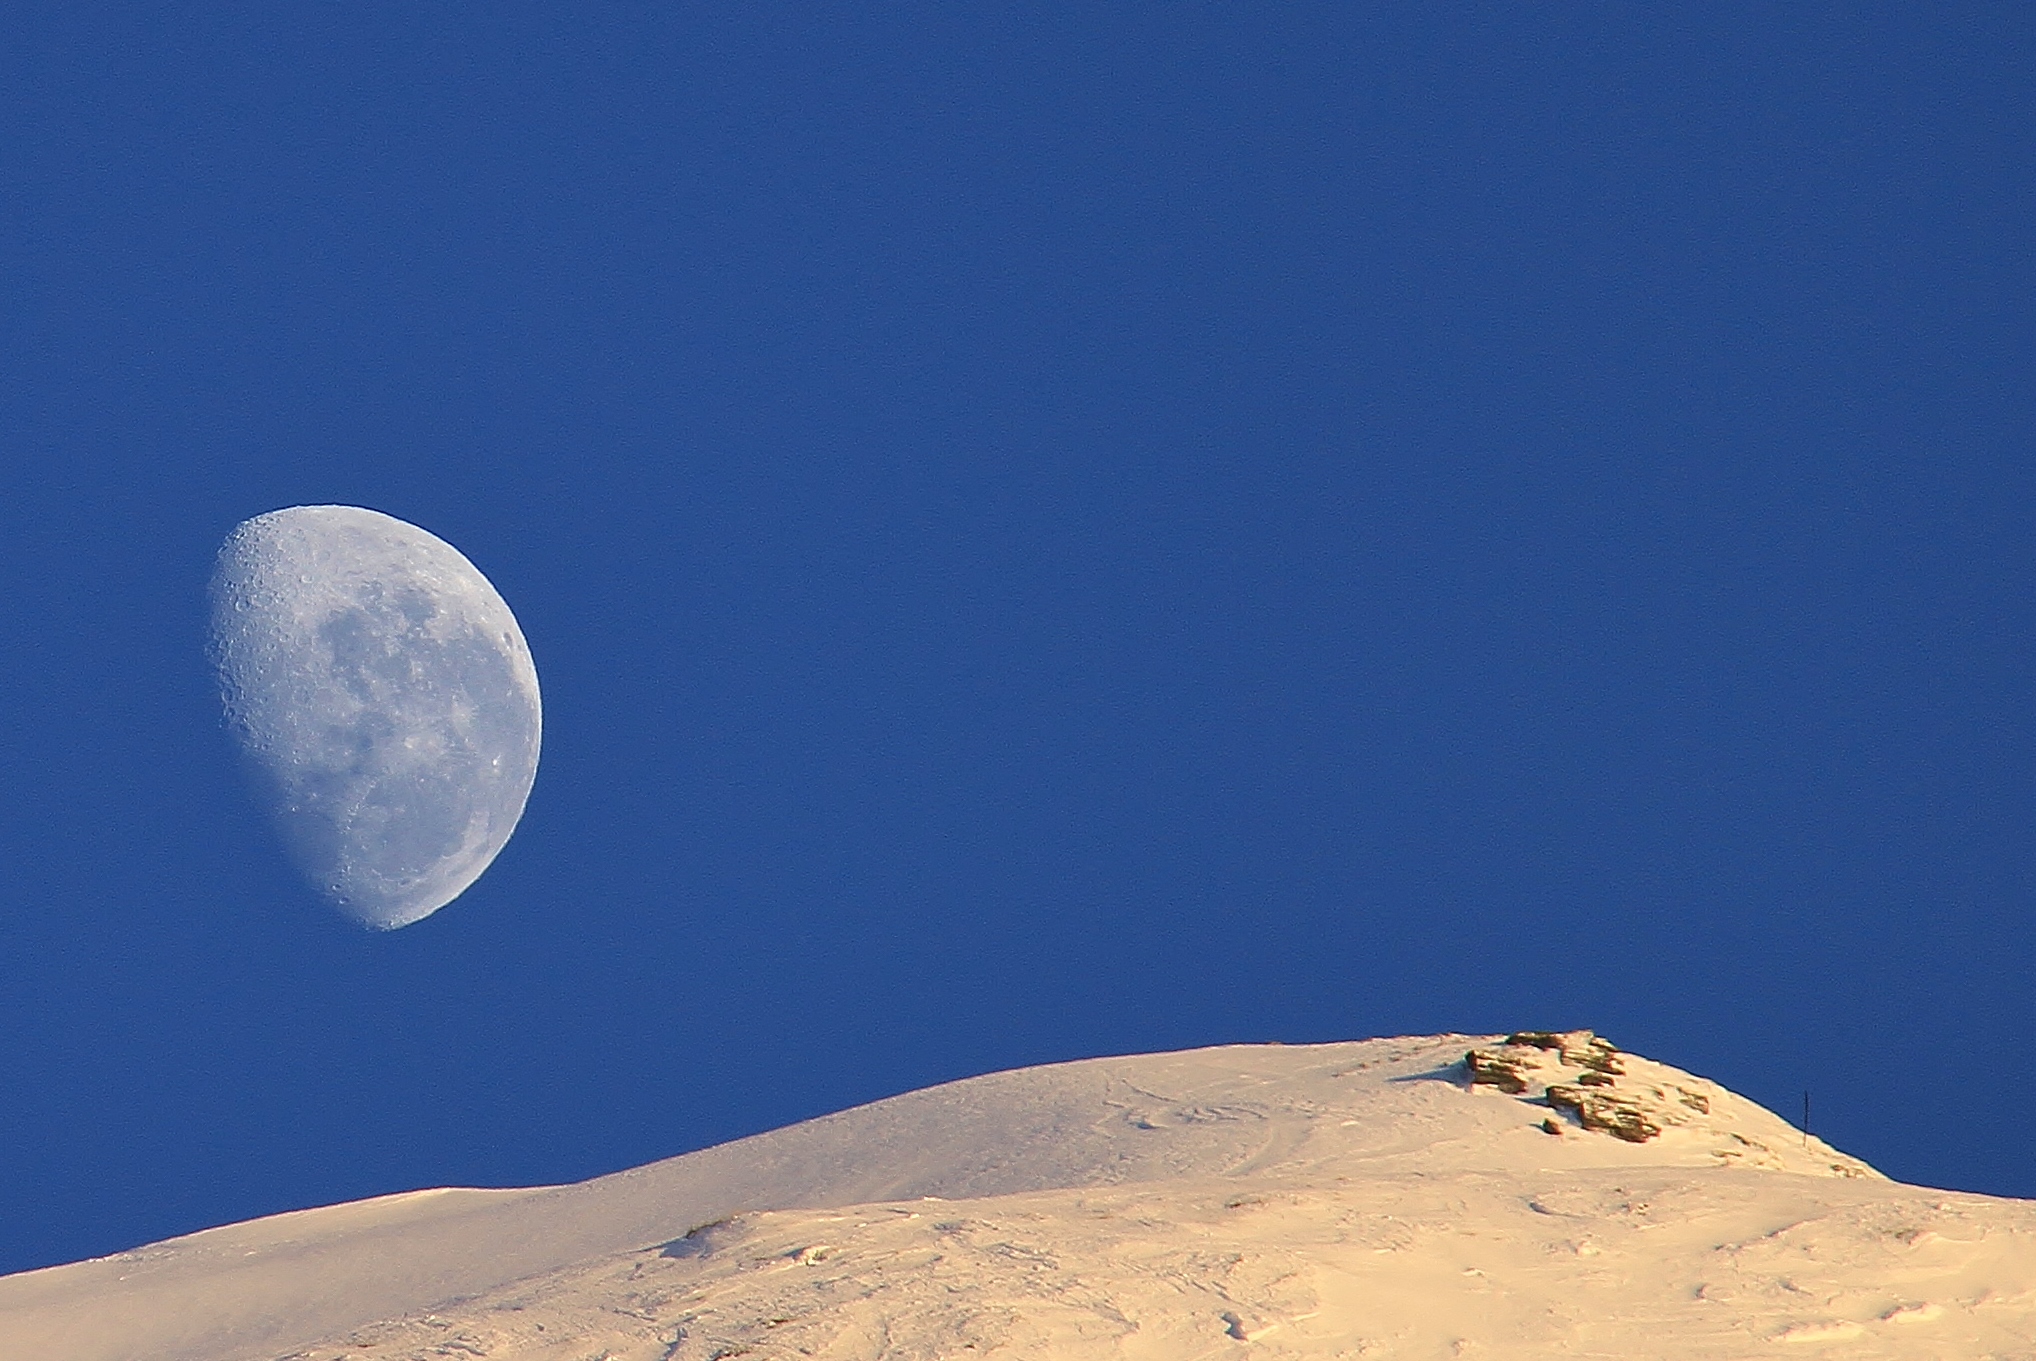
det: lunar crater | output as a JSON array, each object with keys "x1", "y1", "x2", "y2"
[{"x1": 209, "y1": 505, "x2": 541, "y2": 929}]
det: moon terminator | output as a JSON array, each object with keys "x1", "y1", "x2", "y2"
[{"x1": 208, "y1": 505, "x2": 541, "y2": 929}]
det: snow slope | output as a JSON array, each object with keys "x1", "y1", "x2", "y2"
[{"x1": 4, "y1": 1033, "x2": 2032, "y2": 1360}]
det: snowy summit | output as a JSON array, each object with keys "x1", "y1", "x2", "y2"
[{"x1": 3, "y1": 1032, "x2": 2032, "y2": 1359}]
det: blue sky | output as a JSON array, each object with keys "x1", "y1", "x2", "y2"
[{"x1": 2, "y1": 4, "x2": 2032, "y2": 1275}]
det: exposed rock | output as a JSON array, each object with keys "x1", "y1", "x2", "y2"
[
  {"x1": 1470, "y1": 1030, "x2": 1628, "y2": 1101},
  {"x1": 1504, "y1": 1030, "x2": 1624, "y2": 1074},
  {"x1": 1475, "y1": 1033, "x2": 1750, "y2": 1154},
  {"x1": 1465, "y1": 1046, "x2": 1543, "y2": 1094},
  {"x1": 1503, "y1": 1030, "x2": 1584, "y2": 1053},
  {"x1": 1546, "y1": 1085, "x2": 1662, "y2": 1143}
]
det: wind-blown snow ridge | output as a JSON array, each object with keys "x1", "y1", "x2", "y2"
[{"x1": 3, "y1": 1032, "x2": 2032, "y2": 1360}]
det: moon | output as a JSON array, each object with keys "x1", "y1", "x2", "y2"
[{"x1": 208, "y1": 506, "x2": 541, "y2": 929}]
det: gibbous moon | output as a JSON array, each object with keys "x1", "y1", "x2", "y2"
[{"x1": 208, "y1": 506, "x2": 541, "y2": 929}]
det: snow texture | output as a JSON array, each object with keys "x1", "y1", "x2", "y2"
[{"x1": 4, "y1": 1033, "x2": 2032, "y2": 1360}]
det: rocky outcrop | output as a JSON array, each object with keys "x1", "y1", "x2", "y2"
[
  {"x1": 1544, "y1": 1084, "x2": 1661, "y2": 1143},
  {"x1": 1463, "y1": 1031, "x2": 1688, "y2": 1144},
  {"x1": 1465, "y1": 1030, "x2": 1621, "y2": 1098},
  {"x1": 1503, "y1": 1029, "x2": 1624, "y2": 1073},
  {"x1": 1465, "y1": 1047, "x2": 1538, "y2": 1095}
]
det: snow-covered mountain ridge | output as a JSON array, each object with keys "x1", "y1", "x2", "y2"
[{"x1": 3, "y1": 1033, "x2": 2030, "y2": 1360}]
